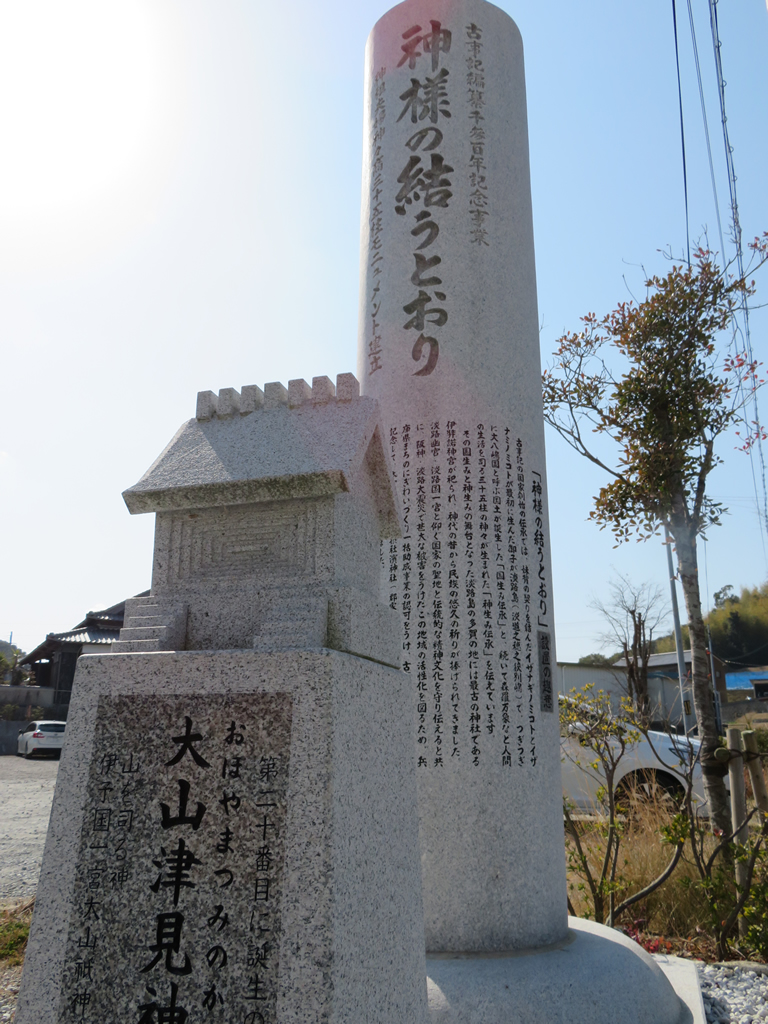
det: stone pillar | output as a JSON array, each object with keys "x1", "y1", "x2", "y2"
[{"x1": 357, "y1": 0, "x2": 566, "y2": 952}]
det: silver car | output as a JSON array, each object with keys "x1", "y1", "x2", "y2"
[{"x1": 16, "y1": 720, "x2": 66, "y2": 758}]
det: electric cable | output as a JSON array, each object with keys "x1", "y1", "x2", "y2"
[
  {"x1": 671, "y1": 0, "x2": 691, "y2": 265},
  {"x1": 685, "y1": 0, "x2": 726, "y2": 264},
  {"x1": 706, "y1": 0, "x2": 768, "y2": 543}
]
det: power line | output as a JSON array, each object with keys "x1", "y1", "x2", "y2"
[
  {"x1": 706, "y1": 0, "x2": 768, "y2": 543},
  {"x1": 684, "y1": 0, "x2": 726, "y2": 263},
  {"x1": 679, "y1": 0, "x2": 768, "y2": 567},
  {"x1": 671, "y1": 0, "x2": 691, "y2": 265}
]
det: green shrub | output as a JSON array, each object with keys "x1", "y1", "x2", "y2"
[{"x1": 0, "y1": 916, "x2": 29, "y2": 965}]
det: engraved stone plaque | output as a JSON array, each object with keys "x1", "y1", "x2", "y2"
[
  {"x1": 166, "y1": 504, "x2": 320, "y2": 584},
  {"x1": 56, "y1": 693, "x2": 292, "y2": 1024}
]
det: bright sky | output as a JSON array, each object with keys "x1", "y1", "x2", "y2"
[{"x1": 1, "y1": 0, "x2": 766, "y2": 662}]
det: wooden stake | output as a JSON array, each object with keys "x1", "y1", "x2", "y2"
[
  {"x1": 727, "y1": 727, "x2": 749, "y2": 938},
  {"x1": 743, "y1": 731, "x2": 768, "y2": 819}
]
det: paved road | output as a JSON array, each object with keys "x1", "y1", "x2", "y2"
[{"x1": 0, "y1": 756, "x2": 59, "y2": 904}]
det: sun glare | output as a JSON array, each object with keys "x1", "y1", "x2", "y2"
[{"x1": 0, "y1": 0, "x2": 182, "y2": 270}]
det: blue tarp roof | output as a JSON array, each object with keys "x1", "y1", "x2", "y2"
[{"x1": 726, "y1": 671, "x2": 768, "y2": 690}]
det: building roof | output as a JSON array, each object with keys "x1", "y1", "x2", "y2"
[
  {"x1": 726, "y1": 670, "x2": 768, "y2": 690},
  {"x1": 20, "y1": 592, "x2": 149, "y2": 665},
  {"x1": 613, "y1": 651, "x2": 694, "y2": 669},
  {"x1": 45, "y1": 627, "x2": 122, "y2": 647}
]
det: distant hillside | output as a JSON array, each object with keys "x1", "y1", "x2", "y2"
[{"x1": 653, "y1": 582, "x2": 768, "y2": 667}]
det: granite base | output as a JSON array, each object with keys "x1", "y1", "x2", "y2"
[{"x1": 426, "y1": 918, "x2": 701, "y2": 1024}]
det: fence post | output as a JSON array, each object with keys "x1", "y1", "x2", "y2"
[
  {"x1": 727, "y1": 726, "x2": 749, "y2": 937},
  {"x1": 743, "y1": 730, "x2": 768, "y2": 819}
]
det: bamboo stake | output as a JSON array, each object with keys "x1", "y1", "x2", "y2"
[{"x1": 727, "y1": 727, "x2": 749, "y2": 938}]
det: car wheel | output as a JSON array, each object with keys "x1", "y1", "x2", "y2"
[{"x1": 615, "y1": 769, "x2": 684, "y2": 813}]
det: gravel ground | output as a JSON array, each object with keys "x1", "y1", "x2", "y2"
[
  {"x1": 700, "y1": 963, "x2": 768, "y2": 1023},
  {"x1": 3, "y1": 755, "x2": 768, "y2": 1023},
  {"x1": 0, "y1": 754, "x2": 58, "y2": 1023},
  {"x1": 0, "y1": 965, "x2": 22, "y2": 1024},
  {"x1": 0, "y1": 755, "x2": 58, "y2": 904}
]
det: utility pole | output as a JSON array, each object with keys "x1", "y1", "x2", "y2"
[{"x1": 665, "y1": 529, "x2": 691, "y2": 734}]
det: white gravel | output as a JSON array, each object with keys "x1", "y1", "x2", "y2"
[{"x1": 699, "y1": 963, "x2": 768, "y2": 1023}]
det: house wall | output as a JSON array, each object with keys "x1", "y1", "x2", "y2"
[
  {"x1": 0, "y1": 685, "x2": 55, "y2": 707},
  {"x1": 647, "y1": 676, "x2": 693, "y2": 726},
  {"x1": 557, "y1": 664, "x2": 693, "y2": 729},
  {"x1": 556, "y1": 664, "x2": 627, "y2": 710}
]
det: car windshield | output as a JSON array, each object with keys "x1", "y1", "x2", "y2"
[{"x1": 40, "y1": 723, "x2": 66, "y2": 733}]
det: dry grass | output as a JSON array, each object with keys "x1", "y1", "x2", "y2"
[{"x1": 566, "y1": 790, "x2": 712, "y2": 938}]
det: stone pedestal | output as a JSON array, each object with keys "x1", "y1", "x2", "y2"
[
  {"x1": 426, "y1": 919, "x2": 695, "y2": 1024},
  {"x1": 18, "y1": 650, "x2": 426, "y2": 1024}
]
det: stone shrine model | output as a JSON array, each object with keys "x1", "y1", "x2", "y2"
[
  {"x1": 16, "y1": 375, "x2": 428, "y2": 1024},
  {"x1": 357, "y1": 0, "x2": 701, "y2": 1020}
]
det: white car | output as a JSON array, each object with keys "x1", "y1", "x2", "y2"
[
  {"x1": 560, "y1": 713, "x2": 710, "y2": 813},
  {"x1": 17, "y1": 720, "x2": 66, "y2": 758}
]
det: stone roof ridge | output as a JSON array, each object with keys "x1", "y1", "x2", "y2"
[
  {"x1": 121, "y1": 375, "x2": 401, "y2": 537},
  {"x1": 195, "y1": 373, "x2": 360, "y2": 421}
]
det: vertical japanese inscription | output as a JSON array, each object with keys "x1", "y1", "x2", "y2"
[
  {"x1": 388, "y1": 423, "x2": 547, "y2": 770},
  {"x1": 465, "y1": 24, "x2": 489, "y2": 246},
  {"x1": 368, "y1": 68, "x2": 387, "y2": 375},
  {"x1": 394, "y1": 20, "x2": 453, "y2": 377},
  {"x1": 58, "y1": 693, "x2": 292, "y2": 1024}
]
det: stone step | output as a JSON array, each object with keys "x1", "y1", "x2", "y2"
[
  {"x1": 123, "y1": 597, "x2": 187, "y2": 617},
  {"x1": 124, "y1": 615, "x2": 170, "y2": 628},
  {"x1": 118, "y1": 626, "x2": 170, "y2": 642},
  {"x1": 117, "y1": 598, "x2": 188, "y2": 652},
  {"x1": 110, "y1": 638, "x2": 164, "y2": 653}
]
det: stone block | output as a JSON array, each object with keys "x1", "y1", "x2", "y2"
[
  {"x1": 252, "y1": 590, "x2": 329, "y2": 652},
  {"x1": 16, "y1": 649, "x2": 428, "y2": 1024},
  {"x1": 195, "y1": 390, "x2": 218, "y2": 420},
  {"x1": 263, "y1": 381, "x2": 288, "y2": 409},
  {"x1": 122, "y1": 395, "x2": 401, "y2": 538},
  {"x1": 217, "y1": 387, "x2": 241, "y2": 417},
  {"x1": 326, "y1": 587, "x2": 400, "y2": 667},
  {"x1": 240, "y1": 384, "x2": 264, "y2": 414},
  {"x1": 336, "y1": 372, "x2": 360, "y2": 401},
  {"x1": 312, "y1": 376, "x2": 335, "y2": 404},
  {"x1": 287, "y1": 378, "x2": 312, "y2": 407}
]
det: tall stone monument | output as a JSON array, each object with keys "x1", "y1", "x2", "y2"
[
  {"x1": 16, "y1": 376, "x2": 429, "y2": 1024},
  {"x1": 358, "y1": 0, "x2": 563, "y2": 954},
  {"x1": 357, "y1": 1, "x2": 700, "y2": 1021}
]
